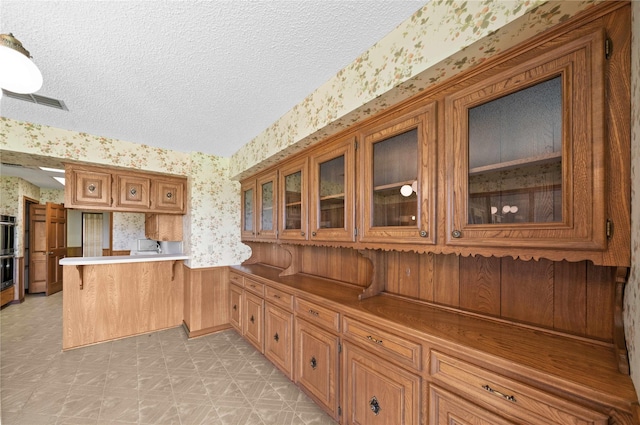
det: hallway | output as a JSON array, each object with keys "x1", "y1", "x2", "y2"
[{"x1": 0, "y1": 293, "x2": 337, "y2": 425}]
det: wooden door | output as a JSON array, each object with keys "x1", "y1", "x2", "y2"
[
  {"x1": 46, "y1": 202, "x2": 66, "y2": 295},
  {"x1": 278, "y1": 157, "x2": 308, "y2": 241},
  {"x1": 243, "y1": 291, "x2": 264, "y2": 352},
  {"x1": 229, "y1": 283, "x2": 243, "y2": 332},
  {"x1": 29, "y1": 205, "x2": 47, "y2": 293},
  {"x1": 256, "y1": 171, "x2": 278, "y2": 240}
]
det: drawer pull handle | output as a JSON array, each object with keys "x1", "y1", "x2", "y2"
[
  {"x1": 482, "y1": 385, "x2": 516, "y2": 403},
  {"x1": 367, "y1": 335, "x2": 383, "y2": 345},
  {"x1": 273, "y1": 294, "x2": 281, "y2": 299},
  {"x1": 369, "y1": 396, "x2": 381, "y2": 415},
  {"x1": 308, "y1": 309, "x2": 319, "y2": 317},
  {"x1": 250, "y1": 315, "x2": 255, "y2": 324},
  {"x1": 273, "y1": 332, "x2": 279, "y2": 342},
  {"x1": 232, "y1": 304, "x2": 237, "y2": 311},
  {"x1": 310, "y1": 356, "x2": 317, "y2": 370}
]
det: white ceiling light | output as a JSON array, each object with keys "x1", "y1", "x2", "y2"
[
  {"x1": 0, "y1": 33, "x2": 43, "y2": 94},
  {"x1": 39, "y1": 166, "x2": 65, "y2": 173}
]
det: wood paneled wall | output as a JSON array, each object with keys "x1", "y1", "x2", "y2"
[
  {"x1": 183, "y1": 265, "x2": 231, "y2": 337},
  {"x1": 243, "y1": 242, "x2": 616, "y2": 343}
]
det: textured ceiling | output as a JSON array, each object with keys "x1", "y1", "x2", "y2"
[{"x1": 0, "y1": 0, "x2": 425, "y2": 162}]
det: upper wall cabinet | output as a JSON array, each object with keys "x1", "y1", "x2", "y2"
[
  {"x1": 241, "y1": 171, "x2": 278, "y2": 241},
  {"x1": 445, "y1": 29, "x2": 605, "y2": 250},
  {"x1": 278, "y1": 158, "x2": 308, "y2": 241},
  {"x1": 309, "y1": 136, "x2": 356, "y2": 243},
  {"x1": 65, "y1": 164, "x2": 187, "y2": 214},
  {"x1": 359, "y1": 104, "x2": 437, "y2": 245}
]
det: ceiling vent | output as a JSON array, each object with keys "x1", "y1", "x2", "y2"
[{"x1": 1, "y1": 89, "x2": 68, "y2": 111}]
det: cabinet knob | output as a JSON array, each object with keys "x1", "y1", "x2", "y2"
[
  {"x1": 451, "y1": 230, "x2": 462, "y2": 238},
  {"x1": 369, "y1": 396, "x2": 381, "y2": 415},
  {"x1": 130, "y1": 187, "x2": 137, "y2": 196},
  {"x1": 273, "y1": 332, "x2": 279, "y2": 342},
  {"x1": 232, "y1": 304, "x2": 237, "y2": 311},
  {"x1": 301, "y1": 231, "x2": 305, "y2": 237},
  {"x1": 87, "y1": 184, "x2": 96, "y2": 193},
  {"x1": 166, "y1": 192, "x2": 173, "y2": 199},
  {"x1": 311, "y1": 232, "x2": 317, "y2": 237},
  {"x1": 310, "y1": 356, "x2": 317, "y2": 370},
  {"x1": 250, "y1": 315, "x2": 255, "y2": 324},
  {"x1": 419, "y1": 230, "x2": 427, "y2": 238}
]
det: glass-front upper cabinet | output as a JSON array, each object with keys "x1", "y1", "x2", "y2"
[
  {"x1": 279, "y1": 157, "x2": 308, "y2": 241},
  {"x1": 446, "y1": 30, "x2": 605, "y2": 249},
  {"x1": 309, "y1": 136, "x2": 355, "y2": 242},
  {"x1": 240, "y1": 180, "x2": 256, "y2": 240},
  {"x1": 359, "y1": 105, "x2": 436, "y2": 244},
  {"x1": 256, "y1": 171, "x2": 278, "y2": 240}
]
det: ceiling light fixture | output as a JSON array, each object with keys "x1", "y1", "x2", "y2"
[
  {"x1": 39, "y1": 166, "x2": 65, "y2": 173},
  {"x1": 0, "y1": 33, "x2": 43, "y2": 94}
]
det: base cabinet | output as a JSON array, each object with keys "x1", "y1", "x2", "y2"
[
  {"x1": 343, "y1": 341, "x2": 421, "y2": 425},
  {"x1": 264, "y1": 303, "x2": 293, "y2": 379},
  {"x1": 295, "y1": 318, "x2": 341, "y2": 420},
  {"x1": 430, "y1": 385, "x2": 516, "y2": 425},
  {"x1": 229, "y1": 283, "x2": 243, "y2": 332},
  {"x1": 243, "y1": 291, "x2": 264, "y2": 353}
]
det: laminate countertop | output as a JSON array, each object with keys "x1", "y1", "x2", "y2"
[{"x1": 59, "y1": 254, "x2": 188, "y2": 266}]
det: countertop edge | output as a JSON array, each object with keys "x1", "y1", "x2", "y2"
[{"x1": 60, "y1": 255, "x2": 189, "y2": 265}]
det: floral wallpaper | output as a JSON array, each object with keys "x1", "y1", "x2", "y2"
[
  {"x1": 626, "y1": 0, "x2": 640, "y2": 403},
  {"x1": 39, "y1": 189, "x2": 64, "y2": 205},
  {"x1": 112, "y1": 213, "x2": 146, "y2": 251},
  {"x1": 229, "y1": 0, "x2": 603, "y2": 179},
  {"x1": 1, "y1": 176, "x2": 40, "y2": 256}
]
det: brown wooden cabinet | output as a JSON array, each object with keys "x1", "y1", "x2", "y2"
[
  {"x1": 152, "y1": 178, "x2": 185, "y2": 213},
  {"x1": 430, "y1": 385, "x2": 516, "y2": 425},
  {"x1": 67, "y1": 167, "x2": 112, "y2": 208},
  {"x1": 145, "y1": 213, "x2": 182, "y2": 241},
  {"x1": 295, "y1": 317, "x2": 340, "y2": 420},
  {"x1": 359, "y1": 104, "x2": 437, "y2": 245},
  {"x1": 264, "y1": 302, "x2": 293, "y2": 378},
  {"x1": 309, "y1": 136, "x2": 356, "y2": 243},
  {"x1": 114, "y1": 174, "x2": 150, "y2": 209},
  {"x1": 243, "y1": 290, "x2": 264, "y2": 353},
  {"x1": 241, "y1": 171, "x2": 278, "y2": 241},
  {"x1": 278, "y1": 157, "x2": 308, "y2": 241},
  {"x1": 343, "y1": 341, "x2": 421, "y2": 425},
  {"x1": 445, "y1": 28, "x2": 606, "y2": 251},
  {"x1": 65, "y1": 164, "x2": 186, "y2": 214},
  {"x1": 229, "y1": 282, "x2": 243, "y2": 332}
]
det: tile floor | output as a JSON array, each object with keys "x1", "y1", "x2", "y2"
[{"x1": 0, "y1": 292, "x2": 338, "y2": 425}]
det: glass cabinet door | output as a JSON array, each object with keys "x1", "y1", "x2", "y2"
[
  {"x1": 309, "y1": 136, "x2": 355, "y2": 242},
  {"x1": 359, "y1": 105, "x2": 436, "y2": 244},
  {"x1": 279, "y1": 158, "x2": 308, "y2": 240},
  {"x1": 446, "y1": 30, "x2": 606, "y2": 249},
  {"x1": 240, "y1": 180, "x2": 256, "y2": 240},
  {"x1": 256, "y1": 171, "x2": 278, "y2": 240}
]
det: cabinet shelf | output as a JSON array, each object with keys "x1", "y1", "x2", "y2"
[
  {"x1": 469, "y1": 151, "x2": 561, "y2": 176},
  {"x1": 374, "y1": 179, "x2": 415, "y2": 192},
  {"x1": 320, "y1": 194, "x2": 345, "y2": 201}
]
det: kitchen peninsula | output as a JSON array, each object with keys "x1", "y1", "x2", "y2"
[{"x1": 61, "y1": 254, "x2": 188, "y2": 350}]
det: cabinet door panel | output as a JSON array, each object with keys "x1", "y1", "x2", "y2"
[
  {"x1": 256, "y1": 171, "x2": 278, "y2": 240},
  {"x1": 241, "y1": 180, "x2": 257, "y2": 240},
  {"x1": 279, "y1": 158, "x2": 308, "y2": 241},
  {"x1": 264, "y1": 303, "x2": 293, "y2": 378},
  {"x1": 343, "y1": 342, "x2": 420, "y2": 425},
  {"x1": 70, "y1": 169, "x2": 112, "y2": 207},
  {"x1": 445, "y1": 29, "x2": 605, "y2": 250},
  {"x1": 243, "y1": 291, "x2": 264, "y2": 352},
  {"x1": 153, "y1": 179, "x2": 185, "y2": 213},
  {"x1": 309, "y1": 136, "x2": 356, "y2": 242},
  {"x1": 229, "y1": 284, "x2": 242, "y2": 332},
  {"x1": 295, "y1": 318, "x2": 339, "y2": 418},
  {"x1": 115, "y1": 174, "x2": 150, "y2": 209},
  {"x1": 360, "y1": 105, "x2": 436, "y2": 244}
]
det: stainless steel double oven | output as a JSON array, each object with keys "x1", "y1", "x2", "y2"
[{"x1": 1, "y1": 215, "x2": 16, "y2": 291}]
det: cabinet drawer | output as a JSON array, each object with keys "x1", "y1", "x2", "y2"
[
  {"x1": 265, "y1": 285, "x2": 293, "y2": 311},
  {"x1": 229, "y1": 272, "x2": 244, "y2": 286},
  {"x1": 343, "y1": 317, "x2": 421, "y2": 371},
  {"x1": 244, "y1": 278, "x2": 264, "y2": 296},
  {"x1": 430, "y1": 351, "x2": 608, "y2": 425},
  {"x1": 295, "y1": 298, "x2": 340, "y2": 333}
]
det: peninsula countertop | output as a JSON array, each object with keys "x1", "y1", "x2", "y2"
[{"x1": 59, "y1": 254, "x2": 188, "y2": 266}]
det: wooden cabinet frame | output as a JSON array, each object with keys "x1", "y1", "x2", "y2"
[
  {"x1": 445, "y1": 29, "x2": 606, "y2": 250},
  {"x1": 278, "y1": 157, "x2": 309, "y2": 241}
]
